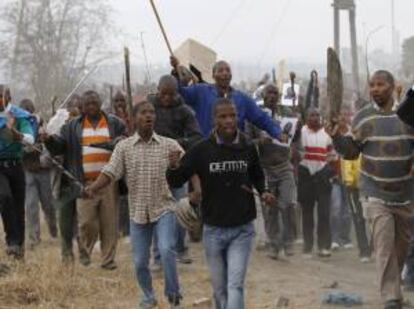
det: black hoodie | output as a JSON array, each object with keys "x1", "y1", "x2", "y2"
[
  {"x1": 166, "y1": 132, "x2": 266, "y2": 227},
  {"x1": 148, "y1": 94, "x2": 202, "y2": 150}
]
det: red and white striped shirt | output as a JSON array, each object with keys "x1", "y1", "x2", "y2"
[{"x1": 300, "y1": 125, "x2": 333, "y2": 175}]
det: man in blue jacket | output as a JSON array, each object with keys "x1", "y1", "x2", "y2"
[{"x1": 170, "y1": 57, "x2": 281, "y2": 139}]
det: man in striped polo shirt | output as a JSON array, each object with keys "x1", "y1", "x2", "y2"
[
  {"x1": 298, "y1": 107, "x2": 335, "y2": 258},
  {"x1": 44, "y1": 90, "x2": 126, "y2": 268},
  {"x1": 326, "y1": 71, "x2": 414, "y2": 309}
]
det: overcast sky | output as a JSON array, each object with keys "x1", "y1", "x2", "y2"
[{"x1": 109, "y1": 0, "x2": 414, "y2": 67}]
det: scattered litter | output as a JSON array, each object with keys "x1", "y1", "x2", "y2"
[
  {"x1": 323, "y1": 281, "x2": 339, "y2": 289},
  {"x1": 193, "y1": 297, "x2": 212, "y2": 308},
  {"x1": 276, "y1": 296, "x2": 290, "y2": 307},
  {"x1": 321, "y1": 291, "x2": 363, "y2": 306}
]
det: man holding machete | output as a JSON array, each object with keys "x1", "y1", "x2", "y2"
[{"x1": 326, "y1": 71, "x2": 414, "y2": 309}]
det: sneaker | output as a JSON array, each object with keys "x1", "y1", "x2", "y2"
[
  {"x1": 343, "y1": 243, "x2": 354, "y2": 250},
  {"x1": 318, "y1": 249, "x2": 332, "y2": 257},
  {"x1": 6, "y1": 245, "x2": 24, "y2": 260},
  {"x1": 284, "y1": 246, "x2": 294, "y2": 257},
  {"x1": 331, "y1": 242, "x2": 340, "y2": 250},
  {"x1": 168, "y1": 295, "x2": 181, "y2": 309},
  {"x1": 384, "y1": 299, "x2": 402, "y2": 309},
  {"x1": 267, "y1": 247, "x2": 279, "y2": 260},
  {"x1": 79, "y1": 254, "x2": 91, "y2": 267},
  {"x1": 139, "y1": 300, "x2": 158, "y2": 309},
  {"x1": 177, "y1": 251, "x2": 193, "y2": 264},
  {"x1": 360, "y1": 257, "x2": 371, "y2": 264},
  {"x1": 101, "y1": 261, "x2": 117, "y2": 270}
]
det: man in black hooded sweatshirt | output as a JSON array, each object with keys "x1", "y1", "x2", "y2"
[{"x1": 167, "y1": 98, "x2": 274, "y2": 309}]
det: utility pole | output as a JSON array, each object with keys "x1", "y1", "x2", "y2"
[{"x1": 332, "y1": 0, "x2": 360, "y2": 98}]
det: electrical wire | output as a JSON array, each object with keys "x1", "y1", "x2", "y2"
[
  {"x1": 257, "y1": 0, "x2": 293, "y2": 67},
  {"x1": 210, "y1": 0, "x2": 249, "y2": 46}
]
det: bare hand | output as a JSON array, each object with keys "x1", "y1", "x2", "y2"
[
  {"x1": 259, "y1": 136, "x2": 273, "y2": 145},
  {"x1": 83, "y1": 186, "x2": 95, "y2": 199},
  {"x1": 170, "y1": 56, "x2": 179, "y2": 68},
  {"x1": 410, "y1": 165, "x2": 414, "y2": 177},
  {"x1": 168, "y1": 150, "x2": 182, "y2": 169},
  {"x1": 6, "y1": 113, "x2": 15, "y2": 130},
  {"x1": 189, "y1": 190, "x2": 202, "y2": 205},
  {"x1": 324, "y1": 117, "x2": 339, "y2": 138},
  {"x1": 261, "y1": 192, "x2": 276, "y2": 205},
  {"x1": 279, "y1": 133, "x2": 289, "y2": 143},
  {"x1": 38, "y1": 132, "x2": 50, "y2": 143}
]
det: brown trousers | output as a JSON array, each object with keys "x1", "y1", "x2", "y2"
[
  {"x1": 362, "y1": 199, "x2": 414, "y2": 302},
  {"x1": 76, "y1": 183, "x2": 118, "y2": 267}
]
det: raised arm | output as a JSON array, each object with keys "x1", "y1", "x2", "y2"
[{"x1": 245, "y1": 96, "x2": 281, "y2": 139}]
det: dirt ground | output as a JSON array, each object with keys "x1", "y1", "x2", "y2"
[{"x1": 2, "y1": 226, "x2": 413, "y2": 309}]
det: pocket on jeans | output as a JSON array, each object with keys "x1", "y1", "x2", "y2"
[{"x1": 241, "y1": 222, "x2": 255, "y2": 237}]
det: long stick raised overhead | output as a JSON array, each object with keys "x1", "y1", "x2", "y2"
[{"x1": 149, "y1": 0, "x2": 174, "y2": 56}]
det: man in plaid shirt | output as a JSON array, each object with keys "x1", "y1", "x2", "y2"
[{"x1": 84, "y1": 101, "x2": 183, "y2": 309}]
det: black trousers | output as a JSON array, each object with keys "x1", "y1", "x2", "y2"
[
  {"x1": 0, "y1": 163, "x2": 26, "y2": 247},
  {"x1": 345, "y1": 187, "x2": 371, "y2": 258},
  {"x1": 298, "y1": 165, "x2": 332, "y2": 252}
]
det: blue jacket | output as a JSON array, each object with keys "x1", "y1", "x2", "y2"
[{"x1": 178, "y1": 83, "x2": 281, "y2": 138}]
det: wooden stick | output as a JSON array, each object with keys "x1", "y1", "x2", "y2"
[
  {"x1": 123, "y1": 47, "x2": 133, "y2": 122},
  {"x1": 149, "y1": 0, "x2": 174, "y2": 56}
]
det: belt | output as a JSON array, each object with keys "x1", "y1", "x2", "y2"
[{"x1": 0, "y1": 159, "x2": 21, "y2": 168}]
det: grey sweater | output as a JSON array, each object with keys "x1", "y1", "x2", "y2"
[{"x1": 333, "y1": 103, "x2": 414, "y2": 203}]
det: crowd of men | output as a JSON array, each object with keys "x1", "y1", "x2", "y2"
[{"x1": 1, "y1": 56, "x2": 414, "y2": 309}]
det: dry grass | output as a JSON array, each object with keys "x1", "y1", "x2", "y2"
[
  {"x1": 0, "y1": 223, "x2": 398, "y2": 309},
  {"x1": 0, "y1": 236, "x2": 213, "y2": 309}
]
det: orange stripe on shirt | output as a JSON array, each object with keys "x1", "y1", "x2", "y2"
[
  {"x1": 82, "y1": 115, "x2": 111, "y2": 180},
  {"x1": 82, "y1": 135, "x2": 111, "y2": 145},
  {"x1": 84, "y1": 171, "x2": 101, "y2": 180},
  {"x1": 83, "y1": 153, "x2": 112, "y2": 163}
]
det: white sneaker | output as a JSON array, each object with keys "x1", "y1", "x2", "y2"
[
  {"x1": 319, "y1": 249, "x2": 332, "y2": 257},
  {"x1": 331, "y1": 242, "x2": 340, "y2": 250},
  {"x1": 343, "y1": 243, "x2": 354, "y2": 250},
  {"x1": 360, "y1": 257, "x2": 371, "y2": 263}
]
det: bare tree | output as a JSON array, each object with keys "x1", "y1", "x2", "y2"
[{"x1": 0, "y1": 0, "x2": 113, "y2": 114}]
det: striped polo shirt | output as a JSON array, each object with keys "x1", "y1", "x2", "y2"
[
  {"x1": 300, "y1": 125, "x2": 333, "y2": 175},
  {"x1": 352, "y1": 103, "x2": 414, "y2": 203},
  {"x1": 81, "y1": 115, "x2": 112, "y2": 180}
]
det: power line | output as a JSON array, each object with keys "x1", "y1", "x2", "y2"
[
  {"x1": 210, "y1": 0, "x2": 248, "y2": 46},
  {"x1": 257, "y1": 0, "x2": 293, "y2": 67}
]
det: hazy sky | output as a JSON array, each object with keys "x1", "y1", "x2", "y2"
[{"x1": 109, "y1": 0, "x2": 414, "y2": 67}]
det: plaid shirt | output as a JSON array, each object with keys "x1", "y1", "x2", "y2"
[{"x1": 102, "y1": 132, "x2": 183, "y2": 224}]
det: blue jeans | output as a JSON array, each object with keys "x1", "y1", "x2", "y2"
[
  {"x1": 130, "y1": 212, "x2": 181, "y2": 305},
  {"x1": 330, "y1": 182, "x2": 351, "y2": 245},
  {"x1": 203, "y1": 222, "x2": 255, "y2": 309},
  {"x1": 154, "y1": 186, "x2": 188, "y2": 263}
]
